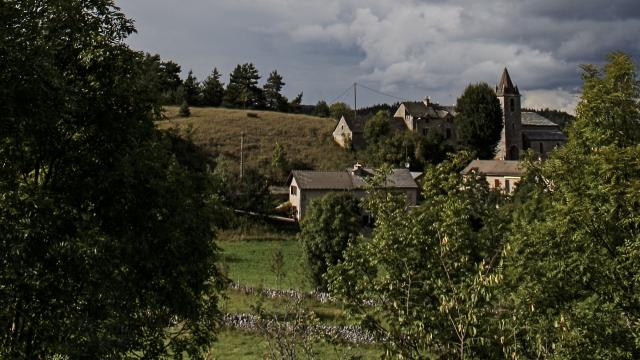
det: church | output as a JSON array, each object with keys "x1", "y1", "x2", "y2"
[
  {"x1": 493, "y1": 68, "x2": 566, "y2": 160},
  {"x1": 389, "y1": 68, "x2": 566, "y2": 159}
]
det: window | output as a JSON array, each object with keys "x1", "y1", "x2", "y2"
[
  {"x1": 494, "y1": 179, "x2": 500, "y2": 188},
  {"x1": 539, "y1": 142, "x2": 544, "y2": 154},
  {"x1": 510, "y1": 98, "x2": 515, "y2": 112},
  {"x1": 290, "y1": 185, "x2": 297, "y2": 196},
  {"x1": 423, "y1": 128, "x2": 428, "y2": 136},
  {"x1": 446, "y1": 128, "x2": 452, "y2": 139},
  {"x1": 505, "y1": 179, "x2": 511, "y2": 193}
]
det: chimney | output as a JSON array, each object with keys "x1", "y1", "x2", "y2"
[{"x1": 423, "y1": 96, "x2": 431, "y2": 106}]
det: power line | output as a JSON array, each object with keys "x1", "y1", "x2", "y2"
[
  {"x1": 328, "y1": 83, "x2": 354, "y2": 104},
  {"x1": 356, "y1": 82, "x2": 406, "y2": 102}
]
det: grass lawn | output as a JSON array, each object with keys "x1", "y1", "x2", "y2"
[
  {"x1": 208, "y1": 330, "x2": 382, "y2": 359},
  {"x1": 157, "y1": 107, "x2": 355, "y2": 173},
  {"x1": 219, "y1": 239, "x2": 311, "y2": 291}
]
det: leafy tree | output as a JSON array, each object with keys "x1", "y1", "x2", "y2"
[
  {"x1": 183, "y1": 69, "x2": 202, "y2": 106},
  {"x1": 501, "y1": 52, "x2": 640, "y2": 359},
  {"x1": 416, "y1": 131, "x2": 455, "y2": 166},
  {"x1": 300, "y1": 193, "x2": 361, "y2": 291},
  {"x1": 264, "y1": 70, "x2": 288, "y2": 112},
  {"x1": 0, "y1": 1, "x2": 225, "y2": 358},
  {"x1": 363, "y1": 110, "x2": 390, "y2": 143},
  {"x1": 289, "y1": 92, "x2": 304, "y2": 113},
  {"x1": 225, "y1": 63, "x2": 264, "y2": 109},
  {"x1": 455, "y1": 82, "x2": 503, "y2": 159},
  {"x1": 179, "y1": 100, "x2": 191, "y2": 117},
  {"x1": 329, "y1": 101, "x2": 352, "y2": 121},
  {"x1": 315, "y1": 100, "x2": 330, "y2": 117},
  {"x1": 271, "y1": 142, "x2": 288, "y2": 182},
  {"x1": 201, "y1": 68, "x2": 225, "y2": 107},
  {"x1": 238, "y1": 168, "x2": 272, "y2": 214},
  {"x1": 328, "y1": 153, "x2": 507, "y2": 358}
]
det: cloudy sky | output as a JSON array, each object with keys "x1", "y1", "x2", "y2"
[{"x1": 117, "y1": 0, "x2": 640, "y2": 114}]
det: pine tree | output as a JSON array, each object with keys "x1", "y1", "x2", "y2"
[
  {"x1": 183, "y1": 70, "x2": 202, "y2": 106},
  {"x1": 224, "y1": 63, "x2": 263, "y2": 109},
  {"x1": 264, "y1": 70, "x2": 287, "y2": 112},
  {"x1": 201, "y1": 68, "x2": 225, "y2": 107},
  {"x1": 179, "y1": 100, "x2": 191, "y2": 117}
]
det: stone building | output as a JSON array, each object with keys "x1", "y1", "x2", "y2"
[
  {"x1": 494, "y1": 68, "x2": 566, "y2": 160},
  {"x1": 286, "y1": 164, "x2": 419, "y2": 220},
  {"x1": 332, "y1": 115, "x2": 366, "y2": 150},
  {"x1": 392, "y1": 98, "x2": 457, "y2": 147},
  {"x1": 461, "y1": 159, "x2": 523, "y2": 194}
]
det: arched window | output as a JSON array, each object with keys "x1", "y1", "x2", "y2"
[
  {"x1": 510, "y1": 98, "x2": 515, "y2": 112},
  {"x1": 539, "y1": 142, "x2": 544, "y2": 154}
]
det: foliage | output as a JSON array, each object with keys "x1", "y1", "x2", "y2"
[
  {"x1": 315, "y1": 100, "x2": 330, "y2": 117},
  {"x1": 271, "y1": 142, "x2": 288, "y2": 182},
  {"x1": 0, "y1": 1, "x2": 225, "y2": 358},
  {"x1": 363, "y1": 110, "x2": 390, "y2": 143},
  {"x1": 179, "y1": 100, "x2": 191, "y2": 117},
  {"x1": 501, "y1": 52, "x2": 640, "y2": 359},
  {"x1": 225, "y1": 63, "x2": 264, "y2": 109},
  {"x1": 264, "y1": 70, "x2": 289, "y2": 112},
  {"x1": 299, "y1": 193, "x2": 361, "y2": 291},
  {"x1": 183, "y1": 70, "x2": 202, "y2": 106},
  {"x1": 290, "y1": 92, "x2": 304, "y2": 113},
  {"x1": 455, "y1": 82, "x2": 503, "y2": 159},
  {"x1": 328, "y1": 152, "x2": 507, "y2": 359},
  {"x1": 330, "y1": 102, "x2": 353, "y2": 121},
  {"x1": 202, "y1": 68, "x2": 225, "y2": 107},
  {"x1": 238, "y1": 168, "x2": 273, "y2": 214}
]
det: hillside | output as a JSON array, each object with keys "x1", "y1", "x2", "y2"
[{"x1": 157, "y1": 107, "x2": 356, "y2": 174}]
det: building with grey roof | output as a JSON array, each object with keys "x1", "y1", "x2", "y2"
[
  {"x1": 286, "y1": 164, "x2": 419, "y2": 220},
  {"x1": 332, "y1": 115, "x2": 367, "y2": 150},
  {"x1": 393, "y1": 97, "x2": 457, "y2": 147},
  {"x1": 461, "y1": 159, "x2": 524, "y2": 194}
]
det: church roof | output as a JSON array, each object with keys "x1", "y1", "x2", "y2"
[
  {"x1": 521, "y1": 112, "x2": 560, "y2": 127},
  {"x1": 460, "y1": 160, "x2": 523, "y2": 177},
  {"x1": 522, "y1": 130, "x2": 567, "y2": 141},
  {"x1": 496, "y1": 68, "x2": 520, "y2": 96}
]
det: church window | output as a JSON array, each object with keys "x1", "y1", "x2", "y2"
[
  {"x1": 539, "y1": 142, "x2": 544, "y2": 154},
  {"x1": 446, "y1": 128, "x2": 452, "y2": 139},
  {"x1": 423, "y1": 128, "x2": 428, "y2": 136},
  {"x1": 510, "y1": 98, "x2": 515, "y2": 112}
]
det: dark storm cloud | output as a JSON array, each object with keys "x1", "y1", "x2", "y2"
[{"x1": 116, "y1": 0, "x2": 640, "y2": 113}]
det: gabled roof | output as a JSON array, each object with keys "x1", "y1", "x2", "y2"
[
  {"x1": 287, "y1": 167, "x2": 418, "y2": 190},
  {"x1": 399, "y1": 101, "x2": 453, "y2": 119},
  {"x1": 335, "y1": 115, "x2": 366, "y2": 133},
  {"x1": 461, "y1": 160, "x2": 523, "y2": 177},
  {"x1": 521, "y1": 112, "x2": 560, "y2": 127},
  {"x1": 496, "y1": 68, "x2": 520, "y2": 96}
]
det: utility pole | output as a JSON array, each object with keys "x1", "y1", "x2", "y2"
[
  {"x1": 240, "y1": 132, "x2": 244, "y2": 180},
  {"x1": 353, "y1": 82, "x2": 357, "y2": 122}
]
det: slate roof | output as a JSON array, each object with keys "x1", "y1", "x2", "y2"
[
  {"x1": 288, "y1": 168, "x2": 418, "y2": 190},
  {"x1": 461, "y1": 160, "x2": 523, "y2": 177},
  {"x1": 400, "y1": 101, "x2": 453, "y2": 118},
  {"x1": 336, "y1": 115, "x2": 366, "y2": 133},
  {"x1": 521, "y1": 112, "x2": 561, "y2": 127},
  {"x1": 496, "y1": 68, "x2": 520, "y2": 96}
]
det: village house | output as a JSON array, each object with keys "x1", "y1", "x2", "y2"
[
  {"x1": 332, "y1": 116, "x2": 366, "y2": 150},
  {"x1": 287, "y1": 164, "x2": 419, "y2": 220},
  {"x1": 392, "y1": 97, "x2": 457, "y2": 147},
  {"x1": 460, "y1": 159, "x2": 523, "y2": 194}
]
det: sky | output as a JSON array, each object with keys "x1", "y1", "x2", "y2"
[{"x1": 116, "y1": 0, "x2": 640, "y2": 114}]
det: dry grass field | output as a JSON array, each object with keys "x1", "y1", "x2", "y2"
[{"x1": 157, "y1": 107, "x2": 356, "y2": 174}]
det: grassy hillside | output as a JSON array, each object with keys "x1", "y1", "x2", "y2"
[{"x1": 157, "y1": 107, "x2": 355, "y2": 174}]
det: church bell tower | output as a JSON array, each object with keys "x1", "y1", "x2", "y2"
[{"x1": 495, "y1": 68, "x2": 522, "y2": 160}]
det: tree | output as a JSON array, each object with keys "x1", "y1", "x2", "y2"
[
  {"x1": 315, "y1": 100, "x2": 330, "y2": 117},
  {"x1": 329, "y1": 101, "x2": 352, "y2": 121},
  {"x1": 201, "y1": 68, "x2": 225, "y2": 107},
  {"x1": 501, "y1": 53, "x2": 640, "y2": 359},
  {"x1": 264, "y1": 70, "x2": 288, "y2": 112},
  {"x1": 0, "y1": 1, "x2": 225, "y2": 357},
  {"x1": 224, "y1": 63, "x2": 264, "y2": 109},
  {"x1": 179, "y1": 100, "x2": 191, "y2": 117},
  {"x1": 328, "y1": 153, "x2": 507, "y2": 358},
  {"x1": 455, "y1": 82, "x2": 503, "y2": 159},
  {"x1": 271, "y1": 142, "x2": 288, "y2": 182},
  {"x1": 289, "y1": 92, "x2": 304, "y2": 113},
  {"x1": 299, "y1": 193, "x2": 361, "y2": 291},
  {"x1": 183, "y1": 69, "x2": 202, "y2": 106},
  {"x1": 363, "y1": 110, "x2": 390, "y2": 143}
]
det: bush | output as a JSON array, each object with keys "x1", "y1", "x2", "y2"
[
  {"x1": 299, "y1": 192, "x2": 361, "y2": 291},
  {"x1": 179, "y1": 100, "x2": 191, "y2": 117}
]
